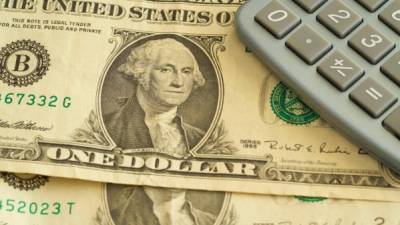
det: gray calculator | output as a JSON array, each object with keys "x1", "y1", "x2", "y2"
[{"x1": 236, "y1": 0, "x2": 400, "y2": 173}]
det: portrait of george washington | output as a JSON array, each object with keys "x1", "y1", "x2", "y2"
[
  {"x1": 106, "y1": 184, "x2": 227, "y2": 225},
  {"x1": 101, "y1": 35, "x2": 219, "y2": 158}
]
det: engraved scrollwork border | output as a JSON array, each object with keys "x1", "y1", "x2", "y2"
[
  {"x1": 259, "y1": 155, "x2": 393, "y2": 188},
  {"x1": 0, "y1": 141, "x2": 41, "y2": 160},
  {"x1": 259, "y1": 154, "x2": 293, "y2": 182}
]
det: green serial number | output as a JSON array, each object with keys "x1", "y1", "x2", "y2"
[
  {"x1": 0, "y1": 93, "x2": 71, "y2": 108},
  {"x1": 0, "y1": 199, "x2": 75, "y2": 216}
]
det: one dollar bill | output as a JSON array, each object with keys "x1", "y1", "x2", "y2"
[
  {"x1": 0, "y1": 173, "x2": 400, "y2": 225},
  {"x1": 0, "y1": 0, "x2": 400, "y2": 201}
]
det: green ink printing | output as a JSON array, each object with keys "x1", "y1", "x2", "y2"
[
  {"x1": 295, "y1": 196, "x2": 327, "y2": 203},
  {"x1": 0, "y1": 199, "x2": 75, "y2": 216},
  {"x1": 0, "y1": 93, "x2": 71, "y2": 108},
  {"x1": 270, "y1": 82, "x2": 319, "y2": 125}
]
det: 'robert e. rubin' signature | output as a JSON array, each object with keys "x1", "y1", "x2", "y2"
[{"x1": 264, "y1": 140, "x2": 351, "y2": 155}]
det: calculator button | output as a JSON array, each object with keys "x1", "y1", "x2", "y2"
[
  {"x1": 293, "y1": 0, "x2": 327, "y2": 13},
  {"x1": 317, "y1": 0, "x2": 363, "y2": 38},
  {"x1": 350, "y1": 78, "x2": 397, "y2": 118},
  {"x1": 317, "y1": 51, "x2": 364, "y2": 91},
  {"x1": 379, "y1": 1, "x2": 400, "y2": 35},
  {"x1": 356, "y1": 0, "x2": 388, "y2": 12},
  {"x1": 348, "y1": 25, "x2": 395, "y2": 64},
  {"x1": 383, "y1": 107, "x2": 400, "y2": 139},
  {"x1": 255, "y1": 0, "x2": 301, "y2": 39},
  {"x1": 286, "y1": 25, "x2": 332, "y2": 65},
  {"x1": 381, "y1": 51, "x2": 400, "y2": 86}
]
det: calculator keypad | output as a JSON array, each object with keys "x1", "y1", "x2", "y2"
[
  {"x1": 350, "y1": 78, "x2": 397, "y2": 118},
  {"x1": 356, "y1": 0, "x2": 389, "y2": 12},
  {"x1": 383, "y1": 107, "x2": 400, "y2": 138},
  {"x1": 348, "y1": 25, "x2": 395, "y2": 64},
  {"x1": 293, "y1": 0, "x2": 327, "y2": 13},
  {"x1": 255, "y1": 0, "x2": 301, "y2": 39},
  {"x1": 246, "y1": 0, "x2": 400, "y2": 172},
  {"x1": 286, "y1": 25, "x2": 332, "y2": 65},
  {"x1": 381, "y1": 51, "x2": 400, "y2": 86},
  {"x1": 379, "y1": 1, "x2": 400, "y2": 35},
  {"x1": 317, "y1": 51, "x2": 364, "y2": 91},
  {"x1": 317, "y1": 0, "x2": 363, "y2": 38}
]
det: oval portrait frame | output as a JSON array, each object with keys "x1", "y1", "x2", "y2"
[
  {"x1": 101, "y1": 183, "x2": 232, "y2": 225},
  {"x1": 97, "y1": 32, "x2": 224, "y2": 157},
  {"x1": 380, "y1": 164, "x2": 400, "y2": 188}
]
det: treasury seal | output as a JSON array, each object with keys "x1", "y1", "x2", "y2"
[
  {"x1": 270, "y1": 82, "x2": 319, "y2": 125},
  {"x1": 0, "y1": 40, "x2": 50, "y2": 87},
  {"x1": 295, "y1": 196, "x2": 327, "y2": 203}
]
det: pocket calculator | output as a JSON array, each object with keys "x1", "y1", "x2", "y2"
[{"x1": 236, "y1": 0, "x2": 400, "y2": 173}]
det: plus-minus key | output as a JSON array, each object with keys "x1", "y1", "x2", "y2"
[{"x1": 317, "y1": 51, "x2": 364, "y2": 91}]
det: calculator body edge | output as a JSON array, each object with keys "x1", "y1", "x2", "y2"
[{"x1": 236, "y1": 0, "x2": 400, "y2": 173}]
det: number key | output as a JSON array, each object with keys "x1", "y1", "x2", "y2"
[
  {"x1": 356, "y1": 0, "x2": 388, "y2": 12},
  {"x1": 381, "y1": 51, "x2": 400, "y2": 86},
  {"x1": 317, "y1": 0, "x2": 363, "y2": 38},
  {"x1": 348, "y1": 25, "x2": 395, "y2": 64},
  {"x1": 255, "y1": 0, "x2": 301, "y2": 39},
  {"x1": 293, "y1": 0, "x2": 327, "y2": 13},
  {"x1": 379, "y1": 1, "x2": 400, "y2": 35}
]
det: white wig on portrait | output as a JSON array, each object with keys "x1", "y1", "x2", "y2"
[{"x1": 118, "y1": 38, "x2": 206, "y2": 90}]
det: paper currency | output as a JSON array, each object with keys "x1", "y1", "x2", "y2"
[
  {"x1": 0, "y1": 173, "x2": 399, "y2": 225},
  {"x1": 0, "y1": 0, "x2": 400, "y2": 201}
]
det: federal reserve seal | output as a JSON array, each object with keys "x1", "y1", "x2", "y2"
[
  {"x1": 0, "y1": 40, "x2": 50, "y2": 87},
  {"x1": 270, "y1": 82, "x2": 319, "y2": 125},
  {"x1": 0, "y1": 172, "x2": 49, "y2": 191}
]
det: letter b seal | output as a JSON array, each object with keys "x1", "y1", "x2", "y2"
[{"x1": 0, "y1": 40, "x2": 50, "y2": 87}]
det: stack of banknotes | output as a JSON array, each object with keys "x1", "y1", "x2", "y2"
[{"x1": 0, "y1": 0, "x2": 399, "y2": 224}]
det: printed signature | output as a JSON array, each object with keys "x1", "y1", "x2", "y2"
[
  {"x1": 253, "y1": 217, "x2": 392, "y2": 225},
  {"x1": 264, "y1": 140, "x2": 351, "y2": 155}
]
